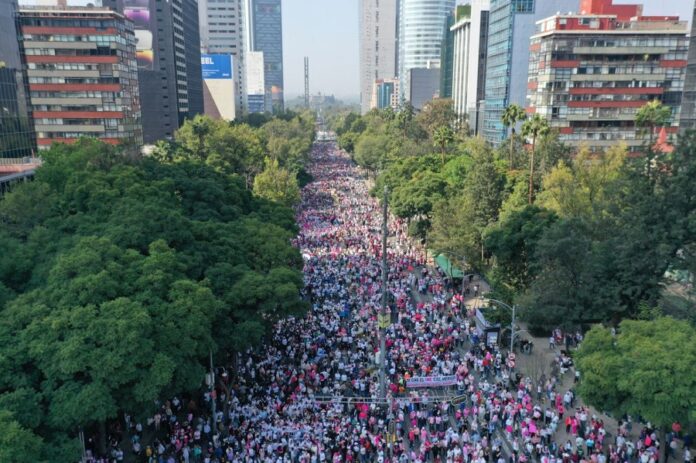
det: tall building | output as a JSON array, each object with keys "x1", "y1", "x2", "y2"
[
  {"x1": 526, "y1": 0, "x2": 688, "y2": 154},
  {"x1": 18, "y1": 5, "x2": 142, "y2": 149},
  {"x1": 409, "y1": 65, "x2": 441, "y2": 110},
  {"x1": 527, "y1": 0, "x2": 688, "y2": 153},
  {"x1": 103, "y1": 0, "x2": 203, "y2": 144},
  {"x1": 246, "y1": 0, "x2": 284, "y2": 113},
  {"x1": 199, "y1": 0, "x2": 246, "y2": 118},
  {"x1": 246, "y1": 51, "x2": 265, "y2": 114},
  {"x1": 201, "y1": 54, "x2": 236, "y2": 120},
  {"x1": 359, "y1": 0, "x2": 398, "y2": 114},
  {"x1": 439, "y1": 8, "x2": 457, "y2": 100},
  {"x1": 680, "y1": 3, "x2": 696, "y2": 133},
  {"x1": 450, "y1": 0, "x2": 490, "y2": 134},
  {"x1": 482, "y1": 0, "x2": 577, "y2": 147},
  {"x1": 398, "y1": 0, "x2": 455, "y2": 102},
  {"x1": 0, "y1": 0, "x2": 36, "y2": 157}
]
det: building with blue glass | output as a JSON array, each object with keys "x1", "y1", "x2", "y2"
[
  {"x1": 247, "y1": 0, "x2": 284, "y2": 113},
  {"x1": 482, "y1": 0, "x2": 577, "y2": 146}
]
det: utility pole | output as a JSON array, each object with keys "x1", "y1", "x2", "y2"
[
  {"x1": 379, "y1": 186, "x2": 389, "y2": 403},
  {"x1": 304, "y1": 57, "x2": 310, "y2": 109},
  {"x1": 510, "y1": 305, "x2": 517, "y2": 352},
  {"x1": 209, "y1": 349, "x2": 216, "y2": 425}
]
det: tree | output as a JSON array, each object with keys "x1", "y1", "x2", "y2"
[
  {"x1": 501, "y1": 104, "x2": 527, "y2": 164},
  {"x1": 417, "y1": 98, "x2": 457, "y2": 138},
  {"x1": 635, "y1": 100, "x2": 672, "y2": 180},
  {"x1": 485, "y1": 205, "x2": 558, "y2": 292},
  {"x1": 354, "y1": 134, "x2": 390, "y2": 174},
  {"x1": 575, "y1": 318, "x2": 696, "y2": 462},
  {"x1": 0, "y1": 411, "x2": 45, "y2": 463},
  {"x1": 521, "y1": 114, "x2": 550, "y2": 204},
  {"x1": 253, "y1": 158, "x2": 301, "y2": 207},
  {"x1": 433, "y1": 126, "x2": 455, "y2": 164}
]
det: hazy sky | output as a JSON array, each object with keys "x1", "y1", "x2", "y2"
[{"x1": 281, "y1": 0, "x2": 695, "y2": 100}]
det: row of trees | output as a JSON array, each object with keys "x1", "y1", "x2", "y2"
[
  {"x1": 154, "y1": 111, "x2": 315, "y2": 207},
  {"x1": 336, "y1": 99, "x2": 696, "y2": 333},
  {"x1": 0, "y1": 111, "x2": 315, "y2": 461}
]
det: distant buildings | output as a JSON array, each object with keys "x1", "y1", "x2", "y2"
[
  {"x1": 18, "y1": 5, "x2": 143, "y2": 149},
  {"x1": 103, "y1": 0, "x2": 202, "y2": 143},
  {"x1": 359, "y1": 0, "x2": 399, "y2": 114},
  {"x1": 526, "y1": 0, "x2": 688, "y2": 154},
  {"x1": 246, "y1": 0, "x2": 284, "y2": 113},
  {"x1": 680, "y1": 3, "x2": 696, "y2": 134},
  {"x1": 371, "y1": 78, "x2": 400, "y2": 111},
  {"x1": 450, "y1": 0, "x2": 490, "y2": 134},
  {"x1": 482, "y1": 0, "x2": 577, "y2": 147},
  {"x1": 246, "y1": 51, "x2": 266, "y2": 114},
  {"x1": 199, "y1": 0, "x2": 246, "y2": 118},
  {"x1": 398, "y1": 0, "x2": 455, "y2": 101},
  {"x1": 0, "y1": 0, "x2": 35, "y2": 157}
]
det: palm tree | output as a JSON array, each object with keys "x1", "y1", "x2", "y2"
[
  {"x1": 501, "y1": 104, "x2": 527, "y2": 165},
  {"x1": 521, "y1": 113, "x2": 550, "y2": 204},
  {"x1": 636, "y1": 100, "x2": 671, "y2": 180},
  {"x1": 190, "y1": 115, "x2": 211, "y2": 160},
  {"x1": 433, "y1": 126, "x2": 455, "y2": 165}
]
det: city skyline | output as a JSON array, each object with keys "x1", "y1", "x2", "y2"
[{"x1": 282, "y1": 0, "x2": 695, "y2": 100}]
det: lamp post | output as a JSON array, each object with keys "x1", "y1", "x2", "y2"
[{"x1": 483, "y1": 298, "x2": 517, "y2": 351}]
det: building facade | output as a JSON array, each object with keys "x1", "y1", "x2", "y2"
[
  {"x1": 199, "y1": 0, "x2": 246, "y2": 118},
  {"x1": 526, "y1": 0, "x2": 688, "y2": 154},
  {"x1": 680, "y1": 3, "x2": 696, "y2": 134},
  {"x1": 398, "y1": 0, "x2": 455, "y2": 101},
  {"x1": 246, "y1": 0, "x2": 283, "y2": 113},
  {"x1": 201, "y1": 54, "x2": 236, "y2": 120},
  {"x1": 18, "y1": 5, "x2": 142, "y2": 150},
  {"x1": 450, "y1": 0, "x2": 489, "y2": 134},
  {"x1": 103, "y1": 0, "x2": 202, "y2": 144},
  {"x1": 0, "y1": 0, "x2": 36, "y2": 157},
  {"x1": 246, "y1": 50, "x2": 265, "y2": 114},
  {"x1": 371, "y1": 78, "x2": 400, "y2": 111},
  {"x1": 359, "y1": 0, "x2": 399, "y2": 114},
  {"x1": 409, "y1": 66, "x2": 441, "y2": 110},
  {"x1": 482, "y1": 0, "x2": 577, "y2": 147}
]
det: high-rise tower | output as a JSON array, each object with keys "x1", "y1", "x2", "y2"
[
  {"x1": 359, "y1": 0, "x2": 399, "y2": 114},
  {"x1": 103, "y1": 0, "x2": 203, "y2": 143},
  {"x1": 398, "y1": 0, "x2": 455, "y2": 101},
  {"x1": 246, "y1": 0, "x2": 284, "y2": 113}
]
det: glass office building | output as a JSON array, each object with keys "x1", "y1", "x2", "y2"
[
  {"x1": 482, "y1": 0, "x2": 577, "y2": 146},
  {"x1": 247, "y1": 0, "x2": 284, "y2": 113},
  {"x1": 0, "y1": 0, "x2": 35, "y2": 157},
  {"x1": 398, "y1": 0, "x2": 455, "y2": 100}
]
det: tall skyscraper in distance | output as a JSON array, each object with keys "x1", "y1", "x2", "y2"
[
  {"x1": 527, "y1": 0, "x2": 687, "y2": 154},
  {"x1": 482, "y1": 0, "x2": 577, "y2": 147},
  {"x1": 246, "y1": 0, "x2": 284, "y2": 113},
  {"x1": 450, "y1": 0, "x2": 490, "y2": 135},
  {"x1": 246, "y1": 51, "x2": 266, "y2": 114},
  {"x1": 19, "y1": 4, "x2": 143, "y2": 149},
  {"x1": 680, "y1": 3, "x2": 696, "y2": 133},
  {"x1": 103, "y1": 0, "x2": 203, "y2": 144},
  {"x1": 199, "y1": 0, "x2": 246, "y2": 117},
  {"x1": 359, "y1": 0, "x2": 398, "y2": 114},
  {"x1": 0, "y1": 0, "x2": 36, "y2": 157},
  {"x1": 398, "y1": 0, "x2": 455, "y2": 102}
]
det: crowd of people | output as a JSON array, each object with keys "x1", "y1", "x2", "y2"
[{"x1": 90, "y1": 142, "x2": 688, "y2": 463}]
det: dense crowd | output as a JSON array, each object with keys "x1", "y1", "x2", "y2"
[{"x1": 88, "y1": 142, "x2": 687, "y2": 463}]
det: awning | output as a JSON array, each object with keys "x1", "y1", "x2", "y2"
[{"x1": 434, "y1": 254, "x2": 464, "y2": 279}]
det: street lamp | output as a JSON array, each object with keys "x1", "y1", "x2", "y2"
[{"x1": 482, "y1": 298, "x2": 517, "y2": 351}]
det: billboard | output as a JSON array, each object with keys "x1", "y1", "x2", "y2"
[
  {"x1": 124, "y1": 0, "x2": 154, "y2": 70},
  {"x1": 201, "y1": 54, "x2": 233, "y2": 80}
]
